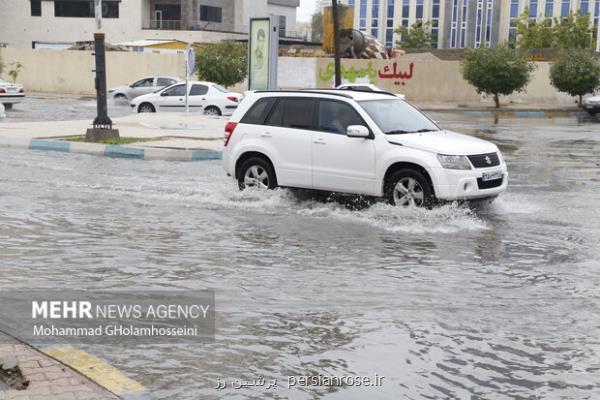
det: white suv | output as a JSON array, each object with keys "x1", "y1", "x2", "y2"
[{"x1": 222, "y1": 90, "x2": 507, "y2": 207}]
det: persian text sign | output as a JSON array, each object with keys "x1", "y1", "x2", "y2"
[{"x1": 318, "y1": 60, "x2": 415, "y2": 88}]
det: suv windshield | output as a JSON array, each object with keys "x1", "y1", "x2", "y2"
[{"x1": 358, "y1": 99, "x2": 440, "y2": 134}]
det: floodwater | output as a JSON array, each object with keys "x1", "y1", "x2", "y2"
[{"x1": 1, "y1": 113, "x2": 600, "y2": 399}]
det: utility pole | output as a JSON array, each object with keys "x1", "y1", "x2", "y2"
[
  {"x1": 331, "y1": 0, "x2": 342, "y2": 87},
  {"x1": 86, "y1": 0, "x2": 119, "y2": 142}
]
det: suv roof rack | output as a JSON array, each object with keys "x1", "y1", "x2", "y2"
[
  {"x1": 253, "y1": 89, "x2": 353, "y2": 98},
  {"x1": 336, "y1": 87, "x2": 399, "y2": 97}
]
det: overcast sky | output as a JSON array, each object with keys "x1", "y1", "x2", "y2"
[{"x1": 298, "y1": 0, "x2": 317, "y2": 23}]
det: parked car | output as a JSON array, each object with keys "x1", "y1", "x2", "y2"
[
  {"x1": 130, "y1": 81, "x2": 243, "y2": 116},
  {"x1": 108, "y1": 76, "x2": 181, "y2": 100},
  {"x1": 0, "y1": 80, "x2": 25, "y2": 110},
  {"x1": 222, "y1": 90, "x2": 508, "y2": 207},
  {"x1": 583, "y1": 95, "x2": 600, "y2": 115},
  {"x1": 336, "y1": 83, "x2": 405, "y2": 99}
]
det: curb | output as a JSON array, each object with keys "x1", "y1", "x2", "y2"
[
  {"x1": 0, "y1": 138, "x2": 222, "y2": 161},
  {"x1": 423, "y1": 109, "x2": 590, "y2": 118}
]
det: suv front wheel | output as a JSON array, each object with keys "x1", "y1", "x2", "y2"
[
  {"x1": 385, "y1": 168, "x2": 436, "y2": 208},
  {"x1": 237, "y1": 157, "x2": 277, "y2": 191}
]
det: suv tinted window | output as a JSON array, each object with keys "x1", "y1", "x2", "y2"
[
  {"x1": 162, "y1": 84, "x2": 186, "y2": 96},
  {"x1": 283, "y1": 99, "x2": 315, "y2": 129},
  {"x1": 265, "y1": 98, "x2": 316, "y2": 129},
  {"x1": 190, "y1": 84, "x2": 208, "y2": 96},
  {"x1": 317, "y1": 100, "x2": 365, "y2": 134},
  {"x1": 240, "y1": 98, "x2": 275, "y2": 125}
]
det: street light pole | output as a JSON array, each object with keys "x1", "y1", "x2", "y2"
[
  {"x1": 331, "y1": 0, "x2": 342, "y2": 87},
  {"x1": 86, "y1": 0, "x2": 119, "y2": 142}
]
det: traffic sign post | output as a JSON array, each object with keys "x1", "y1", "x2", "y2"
[{"x1": 185, "y1": 46, "x2": 195, "y2": 114}]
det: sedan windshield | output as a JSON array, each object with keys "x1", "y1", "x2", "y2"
[{"x1": 358, "y1": 99, "x2": 440, "y2": 134}]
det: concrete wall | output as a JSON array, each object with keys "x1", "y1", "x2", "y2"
[
  {"x1": 313, "y1": 56, "x2": 574, "y2": 104},
  {"x1": 0, "y1": 48, "x2": 185, "y2": 95},
  {"x1": 0, "y1": 48, "x2": 576, "y2": 104}
]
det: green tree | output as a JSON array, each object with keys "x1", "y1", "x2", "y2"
[
  {"x1": 395, "y1": 21, "x2": 432, "y2": 49},
  {"x1": 516, "y1": 8, "x2": 554, "y2": 49},
  {"x1": 553, "y1": 11, "x2": 593, "y2": 49},
  {"x1": 461, "y1": 46, "x2": 535, "y2": 108},
  {"x1": 550, "y1": 49, "x2": 600, "y2": 106},
  {"x1": 311, "y1": 11, "x2": 323, "y2": 42},
  {"x1": 196, "y1": 41, "x2": 247, "y2": 88},
  {"x1": 516, "y1": 9, "x2": 593, "y2": 49}
]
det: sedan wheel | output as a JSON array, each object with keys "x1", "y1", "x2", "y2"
[
  {"x1": 203, "y1": 106, "x2": 220, "y2": 116},
  {"x1": 138, "y1": 103, "x2": 155, "y2": 113}
]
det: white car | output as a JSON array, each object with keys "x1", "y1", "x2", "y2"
[
  {"x1": 108, "y1": 76, "x2": 181, "y2": 100},
  {"x1": 0, "y1": 80, "x2": 25, "y2": 109},
  {"x1": 222, "y1": 90, "x2": 507, "y2": 207},
  {"x1": 583, "y1": 95, "x2": 600, "y2": 115},
  {"x1": 130, "y1": 81, "x2": 243, "y2": 116},
  {"x1": 336, "y1": 83, "x2": 405, "y2": 99}
]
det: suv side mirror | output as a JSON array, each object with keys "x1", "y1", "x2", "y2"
[
  {"x1": 160, "y1": 91, "x2": 168, "y2": 96},
  {"x1": 346, "y1": 125, "x2": 369, "y2": 138}
]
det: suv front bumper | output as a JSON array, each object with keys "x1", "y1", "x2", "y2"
[{"x1": 431, "y1": 164, "x2": 508, "y2": 201}]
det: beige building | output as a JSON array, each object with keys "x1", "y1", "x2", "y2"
[
  {"x1": 0, "y1": 0, "x2": 299, "y2": 49},
  {"x1": 344, "y1": 0, "x2": 600, "y2": 49}
]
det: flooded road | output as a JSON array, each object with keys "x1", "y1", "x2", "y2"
[{"x1": 1, "y1": 113, "x2": 600, "y2": 399}]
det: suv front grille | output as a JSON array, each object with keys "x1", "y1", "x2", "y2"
[
  {"x1": 467, "y1": 152, "x2": 500, "y2": 168},
  {"x1": 477, "y1": 176, "x2": 504, "y2": 190}
]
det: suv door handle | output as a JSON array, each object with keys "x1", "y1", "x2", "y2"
[
  {"x1": 261, "y1": 132, "x2": 272, "y2": 138},
  {"x1": 313, "y1": 138, "x2": 326, "y2": 144}
]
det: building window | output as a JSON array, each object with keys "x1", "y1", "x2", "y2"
[
  {"x1": 279, "y1": 15, "x2": 286, "y2": 37},
  {"x1": 386, "y1": 0, "x2": 395, "y2": 47},
  {"x1": 359, "y1": 0, "x2": 367, "y2": 30},
  {"x1": 431, "y1": 0, "x2": 440, "y2": 48},
  {"x1": 450, "y1": 0, "x2": 458, "y2": 48},
  {"x1": 508, "y1": 0, "x2": 519, "y2": 47},
  {"x1": 560, "y1": 0, "x2": 569, "y2": 17},
  {"x1": 401, "y1": 0, "x2": 409, "y2": 19},
  {"x1": 529, "y1": 0, "x2": 538, "y2": 19},
  {"x1": 460, "y1": 0, "x2": 468, "y2": 48},
  {"x1": 485, "y1": 0, "x2": 494, "y2": 46},
  {"x1": 416, "y1": 0, "x2": 424, "y2": 20},
  {"x1": 54, "y1": 1, "x2": 119, "y2": 18},
  {"x1": 510, "y1": 0, "x2": 519, "y2": 18},
  {"x1": 371, "y1": 0, "x2": 380, "y2": 37},
  {"x1": 200, "y1": 5, "x2": 222, "y2": 23},
  {"x1": 30, "y1": 0, "x2": 41, "y2": 16},
  {"x1": 475, "y1": 0, "x2": 483, "y2": 47},
  {"x1": 580, "y1": 0, "x2": 589, "y2": 14},
  {"x1": 545, "y1": 0, "x2": 554, "y2": 17}
]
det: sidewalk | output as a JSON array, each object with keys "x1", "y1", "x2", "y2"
[
  {"x1": 0, "y1": 113, "x2": 226, "y2": 161},
  {"x1": 0, "y1": 332, "x2": 119, "y2": 400}
]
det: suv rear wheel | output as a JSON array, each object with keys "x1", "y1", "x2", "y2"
[
  {"x1": 237, "y1": 157, "x2": 277, "y2": 190},
  {"x1": 385, "y1": 168, "x2": 435, "y2": 208}
]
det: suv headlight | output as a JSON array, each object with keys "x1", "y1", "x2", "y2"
[{"x1": 437, "y1": 154, "x2": 472, "y2": 170}]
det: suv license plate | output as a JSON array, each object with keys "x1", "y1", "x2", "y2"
[{"x1": 482, "y1": 171, "x2": 503, "y2": 182}]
